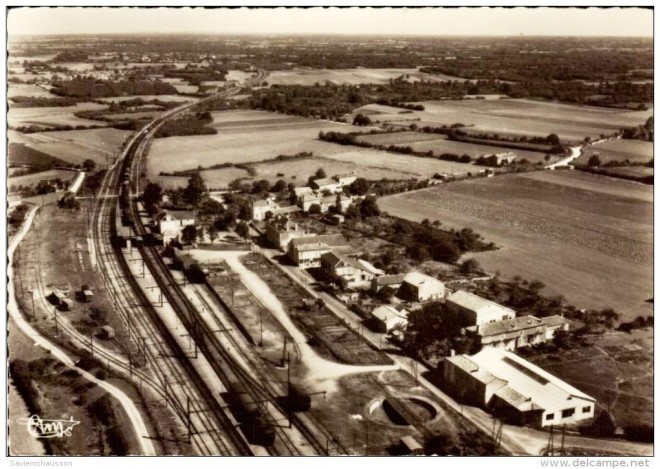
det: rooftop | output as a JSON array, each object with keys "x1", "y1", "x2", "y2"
[
  {"x1": 446, "y1": 290, "x2": 515, "y2": 317},
  {"x1": 156, "y1": 209, "x2": 196, "y2": 222},
  {"x1": 312, "y1": 177, "x2": 336, "y2": 187},
  {"x1": 374, "y1": 273, "x2": 406, "y2": 286},
  {"x1": 371, "y1": 304, "x2": 409, "y2": 323},
  {"x1": 449, "y1": 348, "x2": 595, "y2": 411},
  {"x1": 466, "y1": 315, "x2": 549, "y2": 337},
  {"x1": 290, "y1": 233, "x2": 347, "y2": 248},
  {"x1": 403, "y1": 271, "x2": 444, "y2": 288}
]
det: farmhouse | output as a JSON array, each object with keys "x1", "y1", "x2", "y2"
[
  {"x1": 371, "y1": 273, "x2": 406, "y2": 293},
  {"x1": 398, "y1": 271, "x2": 445, "y2": 302},
  {"x1": 370, "y1": 304, "x2": 409, "y2": 333},
  {"x1": 464, "y1": 315, "x2": 569, "y2": 351},
  {"x1": 443, "y1": 348, "x2": 595, "y2": 428},
  {"x1": 446, "y1": 290, "x2": 516, "y2": 326},
  {"x1": 155, "y1": 210, "x2": 196, "y2": 244},
  {"x1": 250, "y1": 197, "x2": 301, "y2": 221},
  {"x1": 265, "y1": 217, "x2": 313, "y2": 250},
  {"x1": 334, "y1": 172, "x2": 357, "y2": 186},
  {"x1": 320, "y1": 251, "x2": 384, "y2": 288},
  {"x1": 483, "y1": 152, "x2": 517, "y2": 167},
  {"x1": 287, "y1": 234, "x2": 352, "y2": 268},
  {"x1": 310, "y1": 177, "x2": 341, "y2": 193}
]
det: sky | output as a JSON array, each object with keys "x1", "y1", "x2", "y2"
[{"x1": 7, "y1": 6, "x2": 654, "y2": 37}]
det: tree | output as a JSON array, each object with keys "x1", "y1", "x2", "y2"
[
  {"x1": 459, "y1": 259, "x2": 481, "y2": 275},
  {"x1": 235, "y1": 221, "x2": 249, "y2": 240},
  {"x1": 308, "y1": 203, "x2": 322, "y2": 215},
  {"x1": 353, "y1": 113, "x2": 372, "y2": 126},
  {"x1": 183, "y1": 172, "x2": 207, "y2": 206},
  {"x1": 588, "y1": 155, "x2": 601, "y2": 167},
  {"x1": 271, "y1": 179, "x2": 287, "y2": 193},
  {"x1": 552, "y1": 329, "x2": 572, "y2": 349},
  {"x1": 349, "y1": 177, "x2": 370, "y2": 195},
  {"x1": 142, "y1": 182, "x2": 163, "y2": 214},
  {"x1": 82, "y1": 158, "x2": 96, "y2": 172},
  {"x1": 544, "y1": 154, "x2": 552, "y2": 162},
  {"x1": 207, "y1": 223, "x2": 218, "y2": 244},
  {"x1": 546, "y1": 133, "x2": 560, "y2": 145},
  {"x1": 251, "y1": 179, "x2": 271, "y2": 194},
  {"x1": 35, "y1": 180, "x2": 56, "y2": 195},
  {"x1": 315, "y1": 167, "x2": 327, "y2": 179},
  {"x1": 528, "y1": 280, "x2": 546, "y2": 293},
  {"x1": 181, "y1": 225, "x2": 198, "y2": 245},
  {"x1": 359, "y1": 196, "x2": 380, "y2": 218}
]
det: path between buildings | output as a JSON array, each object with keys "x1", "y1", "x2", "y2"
[
  {"x1": 255, "y1": 247, "x2": 653, "y2": 456},
  {"x1": 7, "y1": 206, "x2": 157, "y2": 456}
]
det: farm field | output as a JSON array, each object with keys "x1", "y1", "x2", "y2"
[
  {"x1": 7, "y1": 83, "x2": 58, "y2": 99},
  {"x1": 266, "y1": 67, "x2": 466, "y2": 86},
  {"x1": 8, "y1": 169, "x2": 77, "y2": 188},
  {"x1": 367, "y1": 99, "x2": 652, "y2": 142},
  {"x1": 8, "y1": 102, "x2": 108, "y2": 128},
  {"x1": 577, "y1": 139, "x2": 653, "y2": 166},
  {"x1": 357, "y1": 131, "x2": 552, "y2": 164},
  {"x1": 379, "y1": 170, "x2": 652, "y2": 320},
  {"x1": 591, "y1": 166, "x2": 654, "y2": 180},
  {"x1": 325, "y1": 148, "x2": 473, "y2": 178},
  {"x1": 9, "y1": 128, "x2": 131, "y2": 166},
  {"x1": 146, "y1": 110, "x2": 374, "y2": 175},
  {"x1": 172, "y1": 84, "x2": 199, "y2": 93}
]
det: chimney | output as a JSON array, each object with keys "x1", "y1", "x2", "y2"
[{"x1": 450, "y1": 349, "x2": 456, "y2": 357}]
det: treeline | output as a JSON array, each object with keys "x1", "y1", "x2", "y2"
[
  {"x1": 53, "y1": 50, "x2": 88, "y2": 62},
  {"x1": 12, "y1": 123, "x2": 107, "y2": 134},
  {"x1": 621, "y1": 116, "x2": 653, "y2": 141},
  {"x1": 51, "y1": 77, "x2": 178, "y2": 98},
  {"x1": 154, "y1": 111, "x2": 217, "y2": 138},
  {"x1": 576, "y1": 166, "x2": 654, "y2": 185},
  {"x1": 9, "y1": 96, "x2": 80, "y2": 107},
  {"x1": 375, "y1": 98, "x2": 425, "y2": 111},
  {"x1": 162, "y1": 64, "x2": 228, "y2": 86}
]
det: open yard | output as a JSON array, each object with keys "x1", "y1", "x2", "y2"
[
  {"x1": 363, "y1": 99, "x2": 652, "y2": 143},
  {"x1": 8, "y1": 102, "x2": 108, "y2": 129},
  {"x1": 9, "y1": 128, "x2": 131, "y2": 166},
  {"x1": 577, "y1": 139, "x2": 653, "y2": 166},
  {"x1": 379, "y1": 170, "x2": 652, "y2": 320},
  {"x1": 528, "y1": 328, "x2": 653, "y2": 428},
  {"x1": 357, "y1": 131, "x2": 552, "y2": 164},
  {"x1": 146, "y1": 110, "x2": 375, "y2": 176},
  {"x1": 266, "y1": 68, "x2": 465, "y2": 86}
]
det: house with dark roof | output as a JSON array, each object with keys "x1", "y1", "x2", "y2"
[
  {"x1": 371, "y1": 274, "x2": 406, "y2": 293},
  {"x1": 465, "y1": 315, "x2": 569, "y2": 351},
  {"x1": 265, "y1": 217, "x2": 312, "y2": 250},
  {"x1": 320, "y1": 251, "x2": 384, "y2": 288}
]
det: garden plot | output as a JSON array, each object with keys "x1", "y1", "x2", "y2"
[{"x1": 8, "y1": 84, "x2": 58, "y2": 99}]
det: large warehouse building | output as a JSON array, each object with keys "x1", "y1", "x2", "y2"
[{"x1": 443, "y1": 348, "x2": 595, "y2": 428}]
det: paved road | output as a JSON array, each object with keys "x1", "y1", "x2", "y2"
[{"x1": 7, "y1": 206, "x2": 157, "y2": 456}]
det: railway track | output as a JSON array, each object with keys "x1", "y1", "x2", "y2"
[
  {"x1": 117, "y1": 68, "x2": 349, "y2": 455},
  {"x1": 86, "y1": 73, "x2": 271, "y2": 455}
]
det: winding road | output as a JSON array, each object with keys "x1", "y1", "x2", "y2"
[{"x1": 7, "y1": 206, "x2": 157, "y2": 456}]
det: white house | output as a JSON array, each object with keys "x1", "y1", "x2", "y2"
[
  {"x1": 320, "y1": 251, "x2": 384, "y2": 288},
  {"x1": 445, "y1": 290, "x2": 516, "y2": 326},
  {"x1": 371, "y1": 304, "x2": 409, "y2": 333},
  {"x1": 155, "y1": 210, "x2": 196, "y2": 244},
  {"x1": 443, "y1": 348, "x2": 596, "y2": 428},
  {"x1": 398, "y1": 271, "x2": 445, "y2": 302},
  {"x1": 464, "y1": 315, "x2": 569, "y2": 351},
  {"x1": 287, "y1": 234, "x2": 351, "y2": 268}
]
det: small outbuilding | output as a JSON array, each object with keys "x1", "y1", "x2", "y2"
[
  {"x1": 59, "y1": 298, "x2": 74, "y2": 311},
  {"x1": 400, "y1": 436, "x2": 424, "y2": 455},
  {"x1": 82, "y1": 289, "x2": 94, "y2": 303},
  {"x1": 100, "y1": 325, "x2": 115, "y2": 339}
]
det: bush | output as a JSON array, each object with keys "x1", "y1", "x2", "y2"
[{"x1": 624, "y1": 424, "x2": 654, "y2": 443}]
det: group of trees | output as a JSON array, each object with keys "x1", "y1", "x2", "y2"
[
  {"x1": 155, "y1": 111, "x2": 216, "y2": 138},
  {"x1": 51, "y1": 76, "x2": 178, "y2": 98}
]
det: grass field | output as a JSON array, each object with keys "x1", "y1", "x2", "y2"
[
  {"x1": 267, "y1": 68, "x2": 466, "y2": 86},
  {"x1": 357, "y1": 131, "x2": 552, "y2": 164},
  {"x1": 8, "y1": 102, "x2": 108, "y2": 128},
  {"x1": 379, "y1": 170, "x2": 652, "y2": 320},
  {"x1": 8, "y1": 169, "x2": 77, "y2": 188},
  {"x1": 8, "y1": 143, "x2": 69, "y2": 168},
  {"x1": 370, "y1": 99, "x2": 652, "y2": 143},
  {"x1": 8, "y1": 84, "x2": 58, "y2": 99},
  {"x1": 577, "y1": 139, "x2": 653, "y2": 166},
  {"x1": 146, "y1": 110, "x2": 374, "y2": 175},
  {"x1": 10, "y1": 128, "x2": 131, "y2": 166}
]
